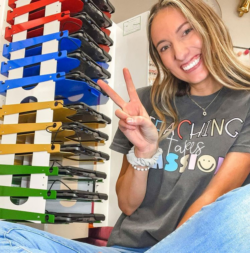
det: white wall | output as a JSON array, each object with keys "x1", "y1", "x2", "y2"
[
  {"x1": 218, "y1": 0, "x2": 250, "y2": 48},
  {"x1": 108, "y1": 12, "x2": 150, "y2": 226},
  {"x1": 218, "y1": 1, "x2": 250, "y2": 66}
]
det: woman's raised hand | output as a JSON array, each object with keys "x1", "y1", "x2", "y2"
[{"x1": 97, "y1": 68, "x2": 159, "y2": 157}]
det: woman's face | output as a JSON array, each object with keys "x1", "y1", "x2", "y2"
[{"x1": 151, "y1": 7, "x2": 210, "y2": 86}]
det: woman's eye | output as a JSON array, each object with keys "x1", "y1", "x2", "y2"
[
  {"x1": 183, "y1": 28, "x2": 193, "y2": 36},
  {"x1": 160, "y1": 45, "x2": 169, "y2": 53}
]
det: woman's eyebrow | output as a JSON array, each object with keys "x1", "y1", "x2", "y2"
[
  {"x1": 156, "y1": 21, "x2": 189, "y2": 49},
  {"x1": 176, "y1": 21, "x2": 189, "y2": 34},
  {"x1": 156, "y1": 40, "x2": 168, "y2": 49}
]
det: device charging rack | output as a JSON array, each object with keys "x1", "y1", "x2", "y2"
[{"x1": 0, "y1": 0, "x2": 115, "y2": 237}]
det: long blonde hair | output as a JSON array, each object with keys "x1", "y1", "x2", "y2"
[{"x1": 148, "y1": 0, "x2": 250, "y2": 142}]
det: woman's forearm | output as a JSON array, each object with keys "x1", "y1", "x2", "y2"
[
  {"x1": 116, "y1": 163, "x2": 149, "y2": 216},
  {"x1": 176, "y1": 195, "x2": 215, "y2": 229},
  {"x1": 116, "y1": 145, "x2": 158, "y2": 216}
]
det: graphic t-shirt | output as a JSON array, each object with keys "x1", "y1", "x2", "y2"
[{"x1": 107, "y1": 86, "x2": 250, "y2": 248}]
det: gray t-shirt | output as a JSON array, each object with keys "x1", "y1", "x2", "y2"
[{"x1": 107, "y1": 86, "x2": 250, "y2": 248}]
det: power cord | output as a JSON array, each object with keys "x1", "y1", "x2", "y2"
[
  {"x1": 45, "y1": 124, "x2": 64, "y2": 150},
  {"x1": 58, "y1": 36, "x2": 81, "y2": 52},
  {"x1": 48, "y1": 180, "x2": 72, "y2": 192}
]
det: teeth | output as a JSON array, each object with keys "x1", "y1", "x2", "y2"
[{"x1": 182, "y1": 56, "x2": 200, "y2": 71}]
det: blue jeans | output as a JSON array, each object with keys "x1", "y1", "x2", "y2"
[{"x1": 1, "y1": 184, "x2": 250, "y2": 253}]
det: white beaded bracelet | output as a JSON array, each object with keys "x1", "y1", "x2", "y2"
[{"x1": 132, "y1": 165, "x2": 150, "y2": 171}]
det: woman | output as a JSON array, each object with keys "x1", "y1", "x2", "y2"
[{"x1": 1, "y1": 0, "x2": 250, "y2": 252}]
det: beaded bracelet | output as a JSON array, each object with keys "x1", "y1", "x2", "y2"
[{"x1": 132, "y1": 164, "x2": 150, "y2": 171}]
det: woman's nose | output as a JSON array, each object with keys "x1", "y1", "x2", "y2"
[{"x1": 172, "y1": 43, "x2": 189, "y2": 61}]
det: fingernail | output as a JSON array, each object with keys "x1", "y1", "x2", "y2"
[{"x1": 127, "y1": 118, "x2": 133, "y2": 123}]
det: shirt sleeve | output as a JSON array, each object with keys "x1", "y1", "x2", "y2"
[
  {"x1": 109, "y1": 86, "x2": 153, "y2": 154},
  {"x1": 228, "y1": 107, "x2": 250, "y2": 154},
  {"x1": 109, "y1": 127, "x2": 133, "y2": 154}
]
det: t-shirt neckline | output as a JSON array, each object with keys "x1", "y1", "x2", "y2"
[{"x1": 178, "y1": 86, "x2": 229, "y2": 105}]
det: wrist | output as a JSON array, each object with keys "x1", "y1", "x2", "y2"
[
  {"x1": 127, "y1": 146, "x2": 163, "y2": 168},
  {"x1": 134, "y1": 145, "x2": 159, "y2": 158},
  {"x1": 132, "y1": 164, "x2": 150, "y2": 171}
]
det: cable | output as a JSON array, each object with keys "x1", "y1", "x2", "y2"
[
  {"x1": 53, "y1": 160, "x2": 63, "y2": 167},
  {"x1": 48, "y1": 159, "x2": 62, "y2": 170},
  {"x1": 53, "y1": 101, "x2": 76, "y2": 113},
  {"x1": 52, "y1": 126, "x2": 64, "y2": 147},
  {"x1": 72, "y1": 127, "x2": 83, "y2": 147},
  {"x1": 45, "y1": 124, "x2": 56, "y2": 134},
  {"x1": 45, "y1": 124, "x2": 64, "y2": 150},
  {"x1": 58, "y1": 22, "x2": 83, "y2": 59},
  {"x1": 58, "y1": 36, "x2": 81, "y2": 52},
  {"x1": 54, "y1": 101, "x2": 64, "y2": 107},
  {"x1": 48, "y1": 180, "x2": 72, "y2": 192},
  {"x1": 48, "y1": 160, "x2": 64, "y2": 177},
  {"x1": 49, "y1": 160, "x2": 56, "y2": 173}
]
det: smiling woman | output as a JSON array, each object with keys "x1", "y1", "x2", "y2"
[
  {"x1": 148, "y1": 0, "x2": 250, "y2": 140},
  {"x1": 106, "y1": 0, "x2": 250, "y2": 251}
]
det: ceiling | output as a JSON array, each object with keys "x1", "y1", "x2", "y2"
[
  {"x1": 111, "y1": 0, "x2": 158, "y2": 23},
  {"x1": 110, "y1": 0, "x2": 242, "y2": 24}
]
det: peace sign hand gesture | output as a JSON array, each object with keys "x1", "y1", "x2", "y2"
[{"x1": 97, "y1": 68, "x2": 159, "y2": 158}]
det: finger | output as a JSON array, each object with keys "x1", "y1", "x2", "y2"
[
  {"x1": 119, "y1": 119, "x2": 136, "y2": 130},
  {"x1": 97, "y1": 79, "x2": 126, "y2": 109},
  {"x1": 123, "y1": 68, "x2": 140, "y2": 102},
  {"x1": 115, "y1": 109, "x2": 130, "y2": 120},
  {"x1": 126, "y1": 116, "x2": 153, "y2": 128}
]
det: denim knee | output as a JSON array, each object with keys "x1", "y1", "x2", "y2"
[{"x1": 215, "y1": 184, "x2": 250, "y2": 203}]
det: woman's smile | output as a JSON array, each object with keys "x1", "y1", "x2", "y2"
[
  {"x1": 151, "y1": 7, "x2": 211, "y2": 88},
  {"x1": 181, "y1": 54, "x2": 201, "y2": 72}
]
